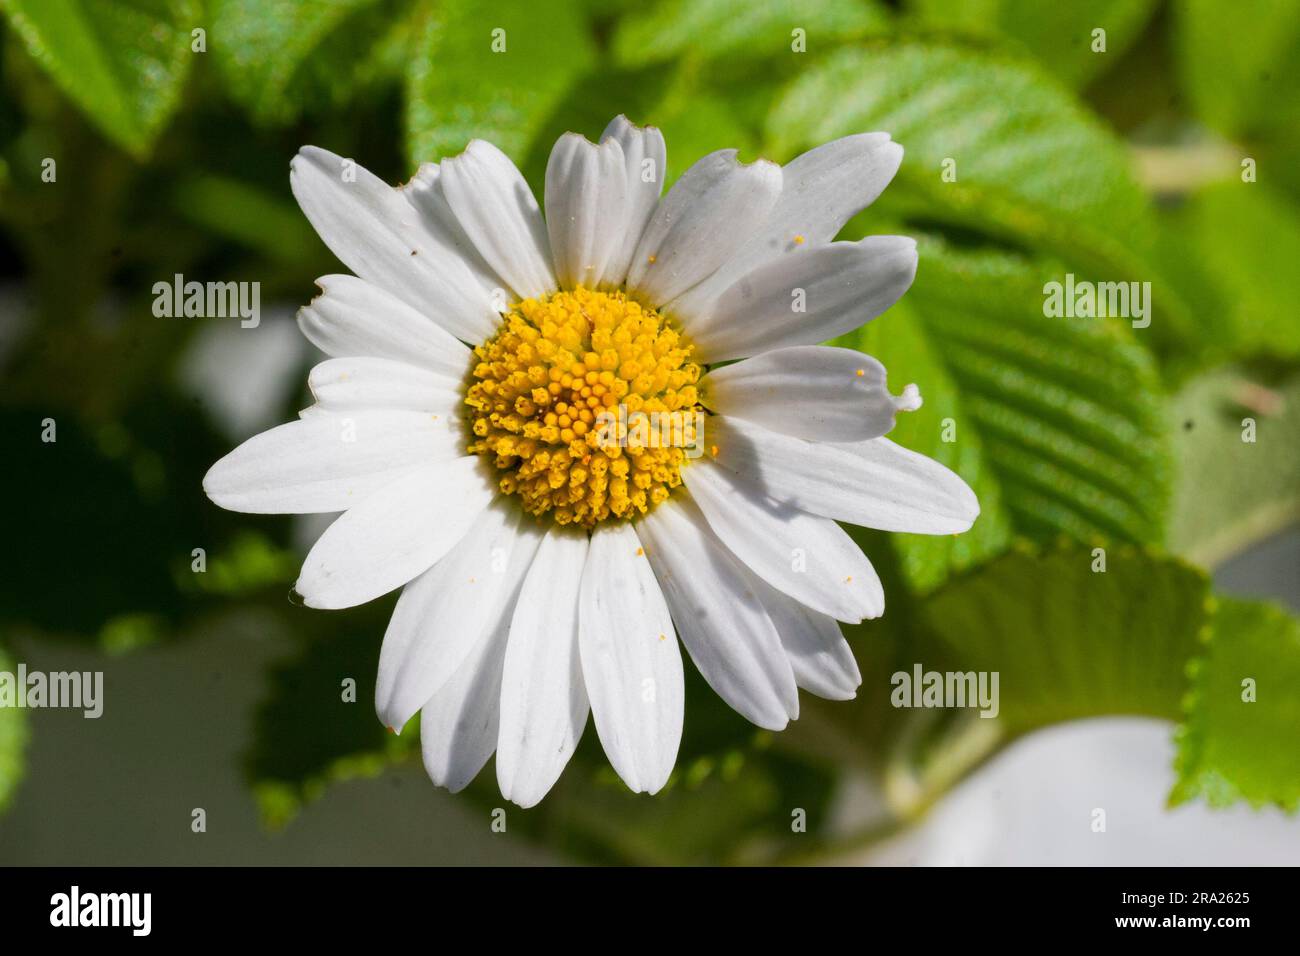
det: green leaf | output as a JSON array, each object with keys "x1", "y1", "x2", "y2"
[
  {"x1": 611, "y1": 0, "x2": 888, "y2": 68},
  {"x1": 209, "y1": 0, "x2": 417, "y2": 125},
  {"x1": 405, "y1": 0, "x2": 596, "y2": 165},
  {"x1": 173, "y1": 530, "x2": 299, "y2": 597},
  {"x1": 842, "y1": 240, "x2": 1172, "y2": 591},
  {"x1": 0, "y1": 645, "x2": 29, "y2": 813},
  {"x1": 1168, "y1": 368, "x2": 1300, "y2": 568},
  {"x1": 796, "y1": 541, "x2": 1213, "y2": 815},
  {"x1": 919, "y1": 543, "x2": 1211, "y2": 732},
  {"x1": 1175, "y1": 0, "x2": 1300, "y2": 143},
  {"x1": 1173, "y1": 597, "x2": 1300, "y2": 812},
  {"x1": 767, "y1": 41, "x2": 1152, "y2": 264},
  {"x1": 0, "y1": 0, "x2": 199, "y2": 156},
  {"x1": 907, "y1": 0, "x2": 1156, "y2": 88},
  {"x1": 765, "y1": 39, "x2": 1197, "y2": 350},
  {"x1": 1154, "y1": 183, "x2": 1300, "y2": 362}
]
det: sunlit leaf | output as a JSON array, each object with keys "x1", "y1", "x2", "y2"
[
  {"x1": 612, "y1": 0, "x2": 888, "y2": 67},
  {"x1": 768, "y1": 41, "x2": 1151, "y2": 260},
  {"x1": 843, "y1": 240, "x2": 1172, "y2": 591},
  {"x1": 0, "y1": 0, "x2": 199, "y2": 155},
  {"x1": 209, "y1": 0, "x2": 417, "y2": 125},
  {"x1": 1155, "y1": 183, "x2": 1300, "y2": 362},
  {"x1": 919, "y1": 543, "x2": 1210, "y2": 730},
  {"x1": 908, "y1": 0, "x2": 1156, "y2": 88},
  {"x1": 796, "y1": 542, "x2": 1212, "y2": 815},
  {"x1": 1175, "y1": 0, "x2": 1300, "y2": 143},
  {"x1": 405, "y1": 0, "x2": 595, "y2": 164},
  {"x1": 1173, "y1": 597, "x2": 1300, "y2": 811},
  {"x1": 767, "y1": 39, "x2": 1196, "y2": 349}
]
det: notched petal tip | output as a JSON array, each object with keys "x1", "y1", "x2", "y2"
[
  {"x1": 435, "y1": 139, "x2": 491, "y2": 175},
  {"x1": 294, "y1": 584, "x2": 337, "y2": 611},
  {"x1": 435, "y1": 773, "x2": 475, "y2": 796},
  {"x1": 640, "y1": 772, "x2": 671, "y2": 797},
  {"x1": 309, "y1": 273, "x2": 346, "y2": 296},
  {"x1": 453, "y1": 138, "x2": 495, "y2": 162},
  {"x1": 602, "y1": 113, "x2": 663, "y2": 139},
  {"x1": 397, "y1": 162, "x2": 439, "y2": 193},
  {"x1": 290, "y1": 144, "x2": 338, "y2": 174},
  {"x1": 711, "y1": 147, "x2": 782, "y2": 177},
  {"x1": 555, "y1": 128, "x2": 601, "y2": 150}
]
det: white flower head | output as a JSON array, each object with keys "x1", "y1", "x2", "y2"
[{"x1": 204, "y1": 116, "x2": 979, "y2": 808}]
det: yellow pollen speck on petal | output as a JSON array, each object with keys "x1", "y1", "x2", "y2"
[
  {"x1": 647, "y1": 254, "x2": 657, "y2": 264},
  {"x1": 793, "y1": 234, "x2": 805, "y2": 245},
  {"x1": 465, "y1": 287, "x2": 704, "y2": 528},
  {"x1": 855, "y1": 368, "x2": 865, "y2": 377},
  {"x1": 636, "y1": 547, "x2": 644, "y2": 556}
]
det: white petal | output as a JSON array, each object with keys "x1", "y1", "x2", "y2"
[
  {"x1": 203, "y1": 409, "x2": 462, "y2": 514},
  {"x1": 439, "y1": 140, "x2": 557, "y2": 301},
  {"x1": 709, "y1": 416, "x2": 980, "y2": 533},
  {"x1": 308, "y1": 356, "x2": 463, "y2": 414},
  {"x1": 599, "y1": 115, "x2": 667, "y2": 285},
  {"x1": 579, "y1": 522, "x2": 683, "y2": 795},
  {"x1": 376, "y1": 503, "x2": 542, "y2": 732},
  {"x1": 748, "y1": 575, "x2": 861, "y2": 701},
  {"x1": 400, "y1": 162, "x2": 513, "y2": 301},
  {"x1": 544, "y1": 133, "x2": 629, "y2": 290},
  {"x1": 496, "y1": 528, "x2": 590, "y2": 808},
  {"x1": 289, "y1": 147, "x2": 499, "y2": 342},
  {"x1": 685, "y1": 236, "x2": 918, "y2": 363},
  {"x1": 294, "y1": 457, "x2": 495, "y2": 609},
  {"x1": 297, "y1": 274, "x2": 473, "y2": 375},
  {"x1": 682, "y1": 461, "x2": 884, "y2": 623},
  {"x1": 626, "y1": 149, "x2": 782, "y2": 306},
  {"x1": 670, "y1": 134, "x2": 903, "y2": 320},
  {"x1": 637, "y1": 497, "x2": 798, "y2": 729},
  {"x1": 703, "y1": 345, "x2": 921, "y2": 443},
  {"x1": 419, "y1": 620, "x2": 509, "y2": 793}
]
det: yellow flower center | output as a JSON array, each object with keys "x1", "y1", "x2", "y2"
[{"x1": 465, "y1": 287, "x2": 704, "y2": 528}]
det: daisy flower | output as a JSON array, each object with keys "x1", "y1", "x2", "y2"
[{"x1": 203, "y1": 116, "x2": 979, "y2": 808}]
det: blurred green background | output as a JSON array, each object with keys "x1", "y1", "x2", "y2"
[{"x1": 0, "y1": 0, "x2": 1298, "y2": 864}]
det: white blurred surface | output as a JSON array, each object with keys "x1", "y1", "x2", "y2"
[{"x1": 861, "y1": 718, "x2": 1300, "y2": 866}]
